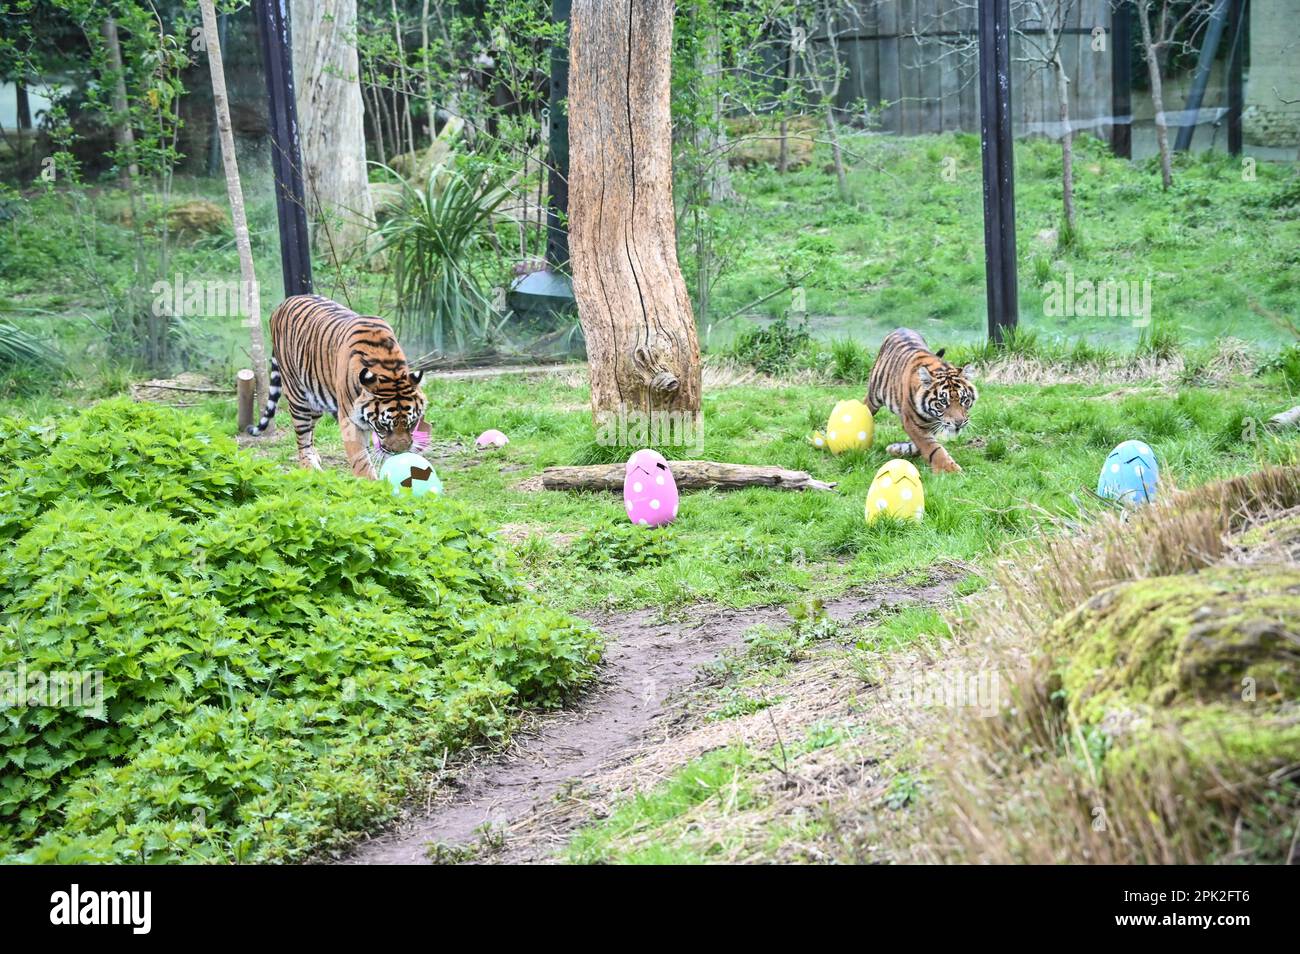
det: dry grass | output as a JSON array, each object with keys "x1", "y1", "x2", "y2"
[{"x1": 873, "y1": 465, "x2": 1300, "y2": 864}]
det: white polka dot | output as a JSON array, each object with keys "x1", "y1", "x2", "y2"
[
  {"x1": 672, "y1": 503, "x2": 678, "y2": 517},
  {"x1": 900, "y1": 487, "x2": 913, "y2": 501},
  {"x1": 877, "y1": 499, "x2": 888, "y2": 510},
  {"x1": 1138, "y1": 443, "x2": 1150, "y2": 455},
  {"x1": 1111, "y1": 463, "x2": 1120, "y2": 473},
  {"x1": 828, "y1": 431, "x2": 837, "y2": 440},
  {"x1": 633, "y1": 481, "x2": 643, "y2": 493},
  {"x1": 656, "y1": 474, "x2": 664, "y2": 485},
  {"x1": 880, "y1": 476, "x2": 893, "y2": 488},
  {"x1": 626, "y1": 501, "x2": 634, "y2": 512},
  {"x1": 650, "y1": 499, "x2": 660, "y2": 510},
  {"x1": 638, "y1": 519, "x2": 648, "y2": 525},
  {"x1": 814, "y1": 436, "x2": 824, "y2": 446},
  {"x1": 857, "y1": 431, "x2": 867, "y2": 441},
  {"x1": 843, "y1": 414, "x2": 852, "y2": 424}
]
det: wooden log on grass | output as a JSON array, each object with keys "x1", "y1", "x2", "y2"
[
  {"x1": 1269, "y1": 405, "x2": 1300, "y2": 431},
  {"x1": 541, "y1": 461, "x2": 836, "y2": 493}
]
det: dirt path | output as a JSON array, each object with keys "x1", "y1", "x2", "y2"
[{"x1": 339, "y1": 573, "x2": 961, "y2": 865}]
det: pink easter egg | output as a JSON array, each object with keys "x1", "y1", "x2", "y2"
[
  {"x1": 476, "y1": 428, "x2": 509, "y2": 449},
  {"x1": 623, "y1": 449, "x2": 678, "y2": 527},
  {"x1": 372, "y1": 419, "x2": 431, "y2": 453}
]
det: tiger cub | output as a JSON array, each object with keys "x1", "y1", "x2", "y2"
[
  {"x1": 865, "y1": 328, "x2": 976, "y2": 474},
  {"x1": 248, "y1": 295, "x2": 427, "y2": 480}
]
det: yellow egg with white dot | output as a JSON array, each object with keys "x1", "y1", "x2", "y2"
[
  {"x1": 824, "y1": 399, "x2": 874, "y2": 454},
  {"x1": 865, "y1": 458, "x2": 925, "y2": 523}
]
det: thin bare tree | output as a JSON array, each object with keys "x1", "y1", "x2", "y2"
[
  {"x1": 198, "y1": 0, "x2": 269, "y2": 429},
  {"x1": 1132, "y1": 0, "x2": 1215, "y2": 190}
]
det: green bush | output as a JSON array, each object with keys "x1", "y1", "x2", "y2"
[
  {"x1": 0, "y1": 399, "x2": 601, "y2": 862},
  {"x1": 728, "y1": 316, "x2": 812, "y2": 375}
]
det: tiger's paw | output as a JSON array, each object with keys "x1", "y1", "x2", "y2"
[
  {"x1": 931, "y1": 456, "x2": 962, "y2": 474},
  {"x1": 886, "y1": 441, "x2": 918, "y2": 457},
  {"x1": 298, "y1": 449, "x2": 324, "y2": 471}
]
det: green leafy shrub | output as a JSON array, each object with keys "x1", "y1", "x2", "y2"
[
  {"x1": 0, "y1": 400, "x2": 601, "y2": 863},
  {"x1": 728, "y1": 316, "x2": 812, "y2": 375},
  {"x1": 568, "y1": 521, "x2": 678, "y2": 572}
]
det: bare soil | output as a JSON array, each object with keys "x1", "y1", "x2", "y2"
[{"x1": 338, "y1": 570, "x2": 962, "y2": 865}]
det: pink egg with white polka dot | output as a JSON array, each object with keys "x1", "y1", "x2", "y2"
[{"x1": 623, "y1": 448, "x2": 678, "y2": 527}]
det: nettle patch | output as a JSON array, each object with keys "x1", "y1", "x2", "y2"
[{"x1": 0, "y1": 399, "x2": 601, "y2": 863}]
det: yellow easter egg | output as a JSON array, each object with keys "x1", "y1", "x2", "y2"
[
  {"x1": 865, "y1": 458, "x2": 925, "y2": 523},
  {"x1": 824, "y1": 400, "x2": 874, "y2": 454}
]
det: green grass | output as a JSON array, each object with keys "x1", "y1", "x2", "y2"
[
  {"x1": 183, "y1": 362, "x2": 1296, "y2": 614},
  {"x1": 704, "y1": 133, "x2": 1300, "y2": 350}
]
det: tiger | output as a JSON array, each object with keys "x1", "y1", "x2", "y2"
[
  {"x1": 247, "y1": 294, "x2": 427, "y2": 480},
  {"x1": 865, "y1": 328, "x2": 977, "y2": 474}
]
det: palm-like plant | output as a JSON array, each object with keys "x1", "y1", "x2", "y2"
[
  {"x1": 370, "y1": 159, "x2": 512, "y2": 355},
  {"x1": 0, "y1": 321, "x2": 64, "y2": 375}
]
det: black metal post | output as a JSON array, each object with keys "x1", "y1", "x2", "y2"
[
  {"x1": 1110, "y1": 0, "x2": 1133, "y2": 159},
  {"x1": 1227, "y1": 0, "x2": 1246, "y2": 156},
  {"x1": 978, "y1": 0, "x2": 1018, "y2": 345},
  {"x1": 544, "y1": 0, "x2": 571, "y2": 271},
  {"x1": 254, "y1": 0, "x2": 313, "y2": 296},
  {"x1": 1174, "y1": 0, "x2": 1231, "y2": 152}
]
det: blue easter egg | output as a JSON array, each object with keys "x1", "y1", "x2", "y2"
[
  {"x1": 1097, "y1": 440, "x2": 1158, "y2": 505},
  {"x1": 379, "y1": 453, "x2": 442, "y2": 497}
]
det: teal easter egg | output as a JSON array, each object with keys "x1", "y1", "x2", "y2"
[
  {"x1": 380, "y1": 453, "x2": 442, "y2": 497},
  {"x1": 1097, "y1": 439, "x2": 1158, "y2": 505}
]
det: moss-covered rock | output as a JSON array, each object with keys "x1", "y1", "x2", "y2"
[{"x1": 1048, "y1": 565, "x2": 1300, "y2": 725}]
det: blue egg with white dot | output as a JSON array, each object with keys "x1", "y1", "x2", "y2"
[{"x1": 1097, "y1": 440, "x2": 1159, "y2": 505}]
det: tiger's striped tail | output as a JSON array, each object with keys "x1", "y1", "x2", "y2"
[{"x1": 247, "y1": 357, "x2": 282, "y2": 435}]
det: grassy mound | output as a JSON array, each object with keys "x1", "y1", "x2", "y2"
[
  {"x1": 899, "y1": 466, "x2": 1300, "y2": 864},
  {"x1": 0, "y1": 399, "x2": 601, "y2": 863}
]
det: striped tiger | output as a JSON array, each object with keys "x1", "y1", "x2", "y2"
[
  {"x1": 248, "y1": 295, "x2": 427, "y2": 479},
  {"x1": 865, "y1": 328, "x2": 977, "y2": 474}
]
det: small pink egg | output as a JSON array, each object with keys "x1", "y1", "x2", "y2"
[
  {"x1": 475, "y1": 428, "x2": 509, "y2": 449},
  {"x1": 623, "y1": 449, "x2": 678, "y2": 527}
]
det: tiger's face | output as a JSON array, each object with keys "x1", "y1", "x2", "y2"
[
  {"x1": 915, "y1": 362, "x2": 977, "y2": 441},
  {"x1": 355, "y1": 365, "x2": 427, "y2": 453}
]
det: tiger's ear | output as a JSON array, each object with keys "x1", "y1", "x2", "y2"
[
  {"x1": 408, "y1": 369, "x2": 424, "y2": 386},
  {"x1": 960, "y1": 365, "x2": 976, "y2": 382},
  {"x1": 359, "y1": 368, "x2": 378, "y2": 387},
  {"x1": 935, "y1": 347, "x2": 946, "y2": 359},
  {"x1": 916, "y1": 365, "x2": 933, "y2": 386}
]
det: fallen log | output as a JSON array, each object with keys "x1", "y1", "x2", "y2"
[
  {"x1": 1268, "y1": 405, "x2": 1300, "y2": 431},
  {"x1": 541, "y1": 460, "x2": 836, "y2": 493}
]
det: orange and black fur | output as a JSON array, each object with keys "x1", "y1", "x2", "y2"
[
  {"x1": 248, "y1": 295, "x2": 427, "y2": 479},
  {"x1": 866, "y1": 328, "x2": 977, "y2": 474}
]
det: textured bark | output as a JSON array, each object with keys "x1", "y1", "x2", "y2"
[
  {"x1": 200, "y1": 0, "x2": 270, "y2": 429},
  {"x1": 291, "y1": 0, "x2": 375, "y2": 261},
  {"x1": 541, "y1": 461, "x2": 836, "y2": 493},
  {"x1": 568, "y1": 0, "x2": 702, "y2": 421}
]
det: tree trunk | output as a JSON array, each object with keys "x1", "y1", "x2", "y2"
[
  {"x1": 290, "y1": 0, "x2": 376, "y2": 263},
  {"x1": 568, "y1": 0, "x2": 702, "y2": 422},
  {"x1": 200, "y1": 0, "x2": 270, "y2": 431},
  {"x1": 778, "y1": 41, "x2": 795, "y2": 173},
  {"x1": 1137, "y1": 2, "x2": 1174, "y2": 190},
  {"x1": 100, "y1": 17, "x2": 139, "y2": 185}
]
